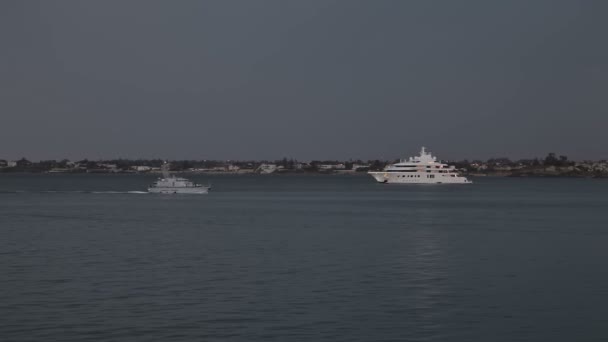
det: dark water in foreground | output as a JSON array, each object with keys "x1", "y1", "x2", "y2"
[{"x1": 1, "y1": 174, "x2": 607, "y2": 341}]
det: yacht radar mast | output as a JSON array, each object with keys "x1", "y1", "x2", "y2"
[{"x1": 161, "y1": 162, "x2": 171, "y2": 179}]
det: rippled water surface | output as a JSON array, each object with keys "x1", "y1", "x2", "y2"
[{"x1": 1, "y1": 174, "x2": 608, "y2": 341}]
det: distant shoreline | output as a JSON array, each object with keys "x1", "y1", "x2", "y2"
[
  {"x1": 1, "y1": 171, "x2": 607, "y2": 179},
  {"x1": 1, "y1": 154, "x2": 607, "y2": 178}
]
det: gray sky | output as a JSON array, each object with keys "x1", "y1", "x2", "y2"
[{"x1": 1, "y1": 0, "x2": 607, "y2": 161}]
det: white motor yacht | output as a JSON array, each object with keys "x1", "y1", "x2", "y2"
[
  {"x1": 368, "y1": 147, "x2": 471, "y2": 184},
  {"x1": 148, "y1": 163, "x2": 210, "y2": 194}
]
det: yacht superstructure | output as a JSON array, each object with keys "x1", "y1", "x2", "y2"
[
  {"x1": 148, "y1": 163, "x2": 210, "y2": 194},
  {"x1": 368, "y1": 147, "x2": 471, "y2": 184}
]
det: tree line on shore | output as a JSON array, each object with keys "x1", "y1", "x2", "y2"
[{"x1": 0, "y1": 153, "x2": 607, "y2": 177}]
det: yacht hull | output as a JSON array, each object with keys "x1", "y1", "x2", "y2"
[
  {"x1": 148, "y1": 187, "x2": 210, "y2": 194},
  {"x1": 368, "y1": 172, "x2": 471, "y2": 184}
]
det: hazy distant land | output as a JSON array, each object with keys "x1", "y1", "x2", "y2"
[{"x1": 1, "y1": 153, "x2": 607, "y2": 178}]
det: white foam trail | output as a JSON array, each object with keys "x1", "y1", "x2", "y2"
[{"x1": 4, "y1": 190, "x2": 150, "y2": 194}]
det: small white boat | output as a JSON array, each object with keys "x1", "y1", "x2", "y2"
[
  {"x1": 148, "y1": 163, "x2": 210, "y2": 194},
  {"x1": 368, "y1": 147, "x2": 471, "y2": 184}
]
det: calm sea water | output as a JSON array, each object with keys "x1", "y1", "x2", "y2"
[{"x1": 1, "y1": 174, "x2": 607, "y2": 341}]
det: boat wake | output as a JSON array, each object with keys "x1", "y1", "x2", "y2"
[{"x1": 0, "y1": 190, "x2": 150, "y2": 194}]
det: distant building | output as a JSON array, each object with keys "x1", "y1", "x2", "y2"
[
  {"x1": 99, "y1": 163, "x2": 117, "y2": 170},
  {"x1": 257, "y1": 164, "x2": 278, "y2": 174},
  {"x1": 351, "y1": 164, "x2": 370, "y2": 171},
  {"x1": 133, "y1": 166, "x2": 152, "y2": 172},
  {"x1": 15, "y1": 159, "x2": 32, "y2": 167},
  {"x1": 296, "y1": 162, "x2": 310, "y2": 170},
  {"x1": 318, "y1": 164, "x2": 346, "y2": 170},
  {"x1": 471, "y1": 163, "x2": 488, "y2": 170}
]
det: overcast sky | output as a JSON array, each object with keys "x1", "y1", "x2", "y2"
[{"x1": 1, "y1": 0, "x2": 607, "y2": 161}]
